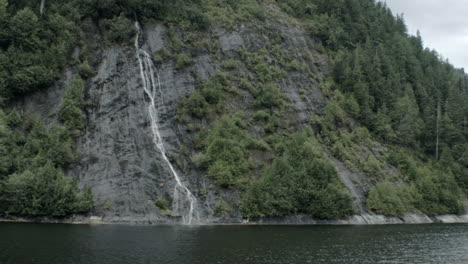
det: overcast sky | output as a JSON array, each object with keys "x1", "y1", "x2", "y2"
[{"x1": 383, "y1": 0, "x2": 468, "y2": 70}]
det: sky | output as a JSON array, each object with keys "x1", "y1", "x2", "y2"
[{"x1": 383, "y1": 0, "x2": 468, "y2": 70}]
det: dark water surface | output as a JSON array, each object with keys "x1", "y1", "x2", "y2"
[{"x1": 0, "y1": 223, "x2": 467, "y2": 264}]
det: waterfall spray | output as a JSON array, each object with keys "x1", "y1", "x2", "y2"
[{"x1": 134, "y1": 22, "x2": 199, "y2": 224}]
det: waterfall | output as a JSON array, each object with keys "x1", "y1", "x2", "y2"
[
  {"x1": 134, "y1": 22, "x2": 199, "y2": 224},
  {"x1": 39, "y1": 0, "x2": 45, "y2": 15}
]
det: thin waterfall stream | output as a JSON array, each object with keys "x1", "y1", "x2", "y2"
[
  {"x1": 134, "y1": 22, "x2": 199, "y2": 224},
  {"x1": 39, "y1": 0, "x2": 45, "y2": 15}
]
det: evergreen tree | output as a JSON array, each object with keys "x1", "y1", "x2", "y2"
[{"x1": 59, "y1": 76, "x2": 86, "y2": 133}]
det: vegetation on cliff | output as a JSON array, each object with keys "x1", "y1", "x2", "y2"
[
  {"x1": 240, "y1": 131, "x2": 354, "y2": 219},
  {"x1": 0, "y1": 110, "x2": 93, "y2": 217},
  {"x1": 0, "y1": 0, "x2": 93, "y2": 218},
  {"x1": 0, "y1": 0, "x2": 466, "y2": 219},
  {"x1": 279, "y1": 0, "x2": 467, "y2": 215},
  {"x1": 174, "y1": 0, "x2": 467, "y2": 217}
]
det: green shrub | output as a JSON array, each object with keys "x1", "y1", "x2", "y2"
[
  {"x1": 239, "y1": 78, "x2": 255, "y2": 93},
  {"x1": 255, "y1": 63, "x2": 286, "y2": 82},
  {"x1": 344, "y1": 94, "x2": 360, "y2": 117},
  {"x1": 240, "y1": 49, "x2": 286, "y2": 82},
  {"x1": 21, "y1": 120, "x2": 76, "y2": 168},
  {"x1": 154, "y1": 199, "x2": 172, "y2": 214},
  {"x1": 254, "y1": 83, "x2": 284, "y2": 108},
  {"x1": 214, "y1": 198, "x2": 231, "y2": 216},
  {"x1": 179, "y1": 92, "x2": 209, "y2": 119},
  {"x1": 367, "y1": 182, "x2": 414, "y2": 216},
  {"x1": 79, "y1": 60, "x2": 95, "y2": 78},
  {"x1": 246, "y1": 139, "x2": 269, "y2": 151},
  {"x1": 323, "y1": 101, "x2": 345, "y2": 129},
  {"x1": 0, "y1": 5, "x2": 79, "y2": 102},
  {"x1": 242, "y1": 3, "x2": 267, "y2": 21},
  {"x1": 102, "y1": 200, "x2": 112, "y2": 211},
  {"x1": 175, "y1": 53, "x2": 193, "y2": 69},
  {"x1": 167, "y1": 28, "x2": 183, "y2": 52},
  {"x1": 103, "y1": 14, "x2": 136, "y2": 43},
  {"x1": 202, "y1": 73, "x2": 228, "y2": 102},
  {"x1": 153, "y1": 48, "x2": 171, "y2": 63},
  {"x1": 253, "y1": 110, "x2": 270, "y2": 121},
  {"x1": 155, "y1": 199, "x2": 170, "y2": 211},
  {"x1": 287, "y1": 59, "x2": 307, "y2": 72},
  {"x1": 202, "y1": 114, "x2": 254, "y2": 187},
  {"x1": 351, "y1": 127, "x2": 370, "y2": 143},
  {"x1": 184, "y1": 32, "x2": 200, "y2": 47},
  {"x1": 413, "y1": 172, "x2": 464, "y2": 215},
  {"x1": 178, "y1": 72, "x2": 229, "y2": 119},
  {"x1": 185, "y1": 5, "x2": 211, "y2": 30},
  {"x1": 221, "y1": 59, "x2": 238, "y2": 70},
  {"x1": 363, "y1": 156, "x2": 383, "y2": 179},
  {"x1": 386, "y1": 150, "x2": 418, "y2": 178},
  {"x1": 75, "y1": 187, "x2": 94, "y2": 213},
  {"x1": 386, "y1": 149, "x2": 465, "y2": 215},
  {"x1": 2, "y1": 162, "x2": 93, "y2": 217},
  {"x1": 332, "y1": 141, "x2": 352, "y2": 162},
  {"x1": 240, "y1": 131, "x2": 354, "y2": 219},
  {"x1": 59, "y1": 76, "x2": 86, "y2": 133},
  {"x1": 6, "y1": 110, "x2": 21, "y2": 127}
]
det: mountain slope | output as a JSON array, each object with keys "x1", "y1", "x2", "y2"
[{"x1": 0, "y1": 0, "x2": 467, "y2": 224}]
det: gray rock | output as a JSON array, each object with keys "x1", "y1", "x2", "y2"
[
  {"x1": 218, "y1": 30, "x2": 245, "y2": 51},
  {"x1": 8, "y1": 69, "x2": 73, "y2": 125}
]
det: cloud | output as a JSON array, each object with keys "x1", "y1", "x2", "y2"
[{"x1": 384, "y1": 0, "x2": 468, "y2": 69}]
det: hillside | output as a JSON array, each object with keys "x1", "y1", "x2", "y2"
[{"x1": 0, "y1": 0, "x2": 467, "y2": 224}]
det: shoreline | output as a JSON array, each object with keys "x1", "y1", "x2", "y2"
[{"x1": 1, "y1": 214, "x2": 468, "y2": 226}]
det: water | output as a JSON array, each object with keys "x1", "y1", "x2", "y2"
[
  {"x1": 0, "y1": 223, "x2": 466, "y2": 264},
  {"x1": 134, "y1": 22, "x2": 199, "y2": 224}
]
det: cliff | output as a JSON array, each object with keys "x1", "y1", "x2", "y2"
[{"x1": 2, "y1": 0, "x2": 467, "y2": 224}]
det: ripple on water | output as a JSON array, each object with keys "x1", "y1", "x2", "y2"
[{"x1": 0, "y1": 223, "x2": 467, "y2": 264}]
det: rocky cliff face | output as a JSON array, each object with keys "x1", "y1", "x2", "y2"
[{"x1": 12, "y1": 15, "x2": 460, "y2": 224}]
